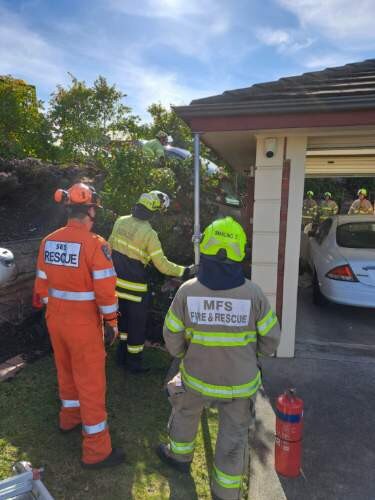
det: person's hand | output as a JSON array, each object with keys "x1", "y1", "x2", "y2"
[
  {"x1": 183, "y1": 264, "x2": 198, "y2": 280},
  {"x1": 104, "y1": 322, "x2": 118, "y2": 346}
]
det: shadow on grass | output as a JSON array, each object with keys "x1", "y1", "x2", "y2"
[{"x1": 0, "y1": 348, "x2": 212, "y2": 499}]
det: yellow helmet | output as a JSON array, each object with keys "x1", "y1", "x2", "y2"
[
  {"x1": 358, "y1": 188, "x2": 368, "y2": 197},
  {"x1": 200, "y1": 217, "x2": 247, "y2": 263},
  {"x1": 137, "y1": 191, "x2": 170, "y2": 212}
]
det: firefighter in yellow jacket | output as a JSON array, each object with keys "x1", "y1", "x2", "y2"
[
  {"x1": 348, "y1": 188, "x2": 374, "y2": 215},
  {"x1": 109, "y1": 191, "x2": 194, "y2": 373},
  {"x1": 319, "y1": 192, "x2": 339, "y2": 221},
  {"x1": 302, "y1": 190, "x2": 318, "y2": 226},
  {"x1": 157, "y1": 217, "x2": 281, "y2": 500}
]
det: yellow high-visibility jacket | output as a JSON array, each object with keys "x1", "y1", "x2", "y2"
[
  {"x1": 109, "y1": 215, "x2": 185, "y2": 278},
  {"x1": 163, "y1": 278, "x2": 280, "y2": 399},
  {"x1": 142, "y1": 139, "x2": 165, "y2": 159},
  {"x1": 319, "y1": 200, "x2": 338, "y2": 221},
  {"x1": 348, "y1": 199, "x2": 374, "y2": 215}
]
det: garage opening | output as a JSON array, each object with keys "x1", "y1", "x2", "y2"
[{"x1": 296, "y1": 145, "x2": 375, "y2": 361}]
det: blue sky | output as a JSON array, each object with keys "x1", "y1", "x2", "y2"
[{"x1": 1, "y1": 0, "x2": 375, "y2": 120}]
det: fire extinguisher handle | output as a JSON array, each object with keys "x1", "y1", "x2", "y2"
[{"x1": 287, "y1": 388, "x2": 297, "y2": 398}]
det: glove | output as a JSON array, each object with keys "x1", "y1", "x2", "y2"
[
  {"x1": 104, "y1": 321, "x2": 118, "y2": 347},
  {"x1": 183, "y1": 264, "x2": 198, "y2": 280},
  {"x1": 32, "y1": 289, "x2": 44, "y2": 310}
]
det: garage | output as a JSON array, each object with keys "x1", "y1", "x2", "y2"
[{"x1": 175, "y1": 58, "x2": 375, "y2": 359}]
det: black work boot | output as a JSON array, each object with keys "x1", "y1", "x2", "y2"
[
  {"x1": 125, "y1": 352, "x2": 150, "y2": 374},
  {"x1": 156, "y1": 444, "x2": 191, "y2": 473},
  {"x1": 81, "y1": 447, "x2": 126, "y2": 469}
]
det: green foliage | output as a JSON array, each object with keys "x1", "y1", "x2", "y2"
[
  {"x1": 145, "y1": 104, "x2": 224, "y2": 165},
  {"x1": 101, "y1": 142, "x2": 224, "y2": 262},
  {"x1": 48, "y1": 75, "x2": 139, "y2": 163},
  {"x1": 0, "y1": 351, "x2": 228, "y2": 499},
  {"x1": 0, "y1": 76, "x2": 53, "y2": 159},
  {"x1": 146, "y1": 103, "x2": 193, "y2": 149},
  {"x1": 102, "y1": 144, "x2": 177, "y2": 215}
]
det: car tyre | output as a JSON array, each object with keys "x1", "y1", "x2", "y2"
[{"x1": 312, "y1": 270, "x2": 327, "y2": 306}]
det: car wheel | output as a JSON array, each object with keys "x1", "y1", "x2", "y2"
[{"x1": 312, "y1": 270, "x2": 327, "y2": 306}]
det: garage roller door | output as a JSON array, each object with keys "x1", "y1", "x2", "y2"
[{"x1": 305, "y1": 155, "x2": 375, "y2": 177}]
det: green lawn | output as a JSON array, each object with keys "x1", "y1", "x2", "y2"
[{"x1": 0, "y1": 348, "x2": 249, "y2": 499}]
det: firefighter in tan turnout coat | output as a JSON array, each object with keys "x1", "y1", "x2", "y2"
[{"x1": 157, "y1": 217, "x2": 281, "y2": 500}]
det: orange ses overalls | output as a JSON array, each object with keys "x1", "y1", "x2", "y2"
[{"x1": 34, "y1": 219, "x2": 118, "y2": 464}]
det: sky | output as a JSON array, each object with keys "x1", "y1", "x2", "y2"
[{"x1": 1, "y1": 0, "x2": 375, "y2": 120}]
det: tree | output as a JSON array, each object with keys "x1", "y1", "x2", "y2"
[
  {"x1": 49, "y1": 75, "x2": 139, "y2": 163},
  {"x1": 102, "y1": 144, "x2": 177, "y2": 215},
  {"x1": 146, "y1": 103, "x2": 192, "y2": 149},
  {"x1": 0, "y1": 76, "x2": 53, "y2": 159}
]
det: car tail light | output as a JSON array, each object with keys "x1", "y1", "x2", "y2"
[{"x1": 326, "y1": 265, "x2": 358, "y2": 282}]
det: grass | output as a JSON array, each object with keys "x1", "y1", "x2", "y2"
[{"x1": 0, "y1": 348, "x2": 249, "y2": 499}]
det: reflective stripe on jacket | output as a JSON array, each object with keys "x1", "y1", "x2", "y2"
[
  {"x1": 163, "y1": 278, "x2": 281, "y2": 399},
  {"x1": 319, "y1": 200, "x2": 338, "y2": 220},
  {"x1": 34, "y1": 220, "x2": 118, "y2": 322},
  {"x1": 109, "y1": 215, "x2": 184, "y2": 278}
]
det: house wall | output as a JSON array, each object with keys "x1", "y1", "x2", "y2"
[
  {"x1": 252, "y1": 135, "x2": 285, "y2": 310},
  {"x1": 279, "y1": 136, "x2": 307, "y2": 356},
  {"x1": 252, "y1": 135, "x2": 306, "y2": 357}
]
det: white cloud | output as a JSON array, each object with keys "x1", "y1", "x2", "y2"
[
  {"x1": 255, "y1": 27, "x2": 313, "y2": 54},
  {"x1": 107, "y1": 0, "x2": 231, "y2": 60},
  {"x1": 108, "y1": 0, "x2": 203, "y2": 20},
  {"x1": 278, "y1": 0, "x2": 375, "y2": 43},
  {"x1": 256, "y1": 28, "x2": 291, "y2": 46},
  {"x1": 0, "y1": 5, "x2": 66, "y2": 92},
  {"x1": 112, "y1": 59, "x2": 222, "y2": 120}
]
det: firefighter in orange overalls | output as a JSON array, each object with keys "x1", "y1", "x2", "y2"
[{"x1": 33, "y1": 183, "x2": 125, "y2": 469}]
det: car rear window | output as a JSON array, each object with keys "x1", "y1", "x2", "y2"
[{"x1": 337, "y1": 222, "x2": 375, "y2": 249}]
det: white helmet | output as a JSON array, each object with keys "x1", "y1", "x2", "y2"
[{"x1": 0, "y1": 248, "x2": 16, "y2": 287}]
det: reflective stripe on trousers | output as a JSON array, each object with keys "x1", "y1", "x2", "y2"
[
  {"x1": 169, "y1": 438, "x2": 195, "y2": 455},
  {"x1": 127, "y1": 344, "x2": 144, "y2": 354},
  {"x1": 213, "y1": 465, "x2": 243, "y2": 490},
  {"x1": 62, "y1": 399, "x2": 80, "y2": 408},
  {"x1": 83, "y1": 420, "x2": 107, "y2": 434}
]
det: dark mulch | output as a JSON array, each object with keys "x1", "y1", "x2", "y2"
[{"x1": 0, "y1": 311, "x2": 51, "y2": 364}]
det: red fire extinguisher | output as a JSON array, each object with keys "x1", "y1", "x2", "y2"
[{"x1": 275, "y1": 388, "x2": 304, "y2": 477}]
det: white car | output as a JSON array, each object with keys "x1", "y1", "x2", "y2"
[{"x1": 308, "y1": 215, "x2": 375, "y2": 307}]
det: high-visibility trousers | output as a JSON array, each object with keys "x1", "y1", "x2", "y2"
[
  {"x1": 117, "y1": 293, "x2": 150, "y2": 365},
  {"x1": 46, "y1": 312, "x2": 112, "y2": 464},
  {"x1": 167, "y1": 387, "x2": 254, "y2": 500}
]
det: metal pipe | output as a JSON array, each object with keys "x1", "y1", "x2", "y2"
[{"x1": 193, "y1": 133, "x2": 201, "y2": 265}]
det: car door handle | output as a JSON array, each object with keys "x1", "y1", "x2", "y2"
[{"x1": 363, "y1": 266, "x2": 375, "y2": 271}]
